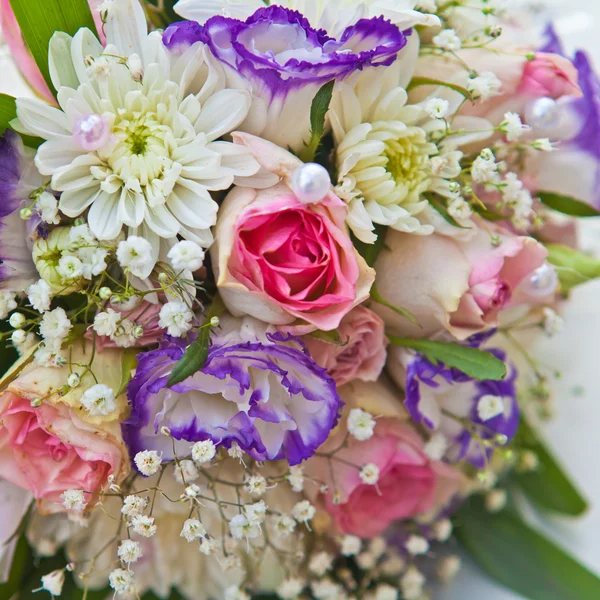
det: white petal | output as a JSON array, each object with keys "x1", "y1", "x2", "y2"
[
  {"x1": 52, "y1": 154, "x2": 102, "y2": 191},
  {"x1": 70, "y1": 27, "x2": 104, "y2": 90},
  {"x1": 16, "y1": 98, "x2": 71, "y2": 138},
  {"x1": 105, "y1": 0, "x2": 148, "y2": 59},
  {"x1": 195, "y1": 89, "x2": 251, "y2": 141},
  {"x1": 49, "y1": 32, "x2": 79, "y2": 90},
  {"x1": 144, "y1": 204, "x2": 181, "y2": 239},
  {"x1": 207, "y1": 142, "x2": 260, "y2": 177},
  {"x1": 59, "y1": 184, "x2": 103, "y2": 217},
  {"x1": 35, "y1": 138, "x2": 87, "y2": 175},
  {"x1": 88, "y1": 192, "x2": 123, "y2": 240},
  {"x1": 167, "y1": 184, "x2": 218, "y2": 230}
]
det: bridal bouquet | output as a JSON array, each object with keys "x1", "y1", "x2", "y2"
[{"x1": 1, "y1": 0, "x2": 600, "y2": 598}]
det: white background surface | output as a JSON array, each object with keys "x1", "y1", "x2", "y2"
[{"x1": 1, "y1": 2, "x2": 600, "y2": 599}]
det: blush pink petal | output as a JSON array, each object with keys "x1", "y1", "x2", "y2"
[{"x1": 519, "y1": 53, "x2": 582, "y2": 99}]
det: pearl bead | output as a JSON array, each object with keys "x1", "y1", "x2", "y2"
[
  {"x1": 73, "y1": 113, "x2": 111, "y2": 151},
  {"x1": 291, "y1": 163, "x2": 331, "y2": 204},
  {"x1": 521, "y1": 263, "x2": 558, "y2": 297},
  {"x1": 524, "y1": 97, "x2": 561, "y2": 131}
]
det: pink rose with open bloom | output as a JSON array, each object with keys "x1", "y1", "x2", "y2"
[
  {"x1": 0, "y1": 349, "x2": 129, "y2": 513},
  {"x1": 308, "y1": 380, "x2": 466, "y2": 538},
  {"x1": 304, "y1": 306, "x2": 388, "y2": 386},
  {"x1": 373, "y1": 225, "x2": 549, "y2": 340},
  {"x1": 212, "y1": 133, "x2": 374, "y2": 332}
]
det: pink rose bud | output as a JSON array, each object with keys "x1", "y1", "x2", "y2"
[{"x1": 519, "y1": 53, "x2": 581, "y2": 99}]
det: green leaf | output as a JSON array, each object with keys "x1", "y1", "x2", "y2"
[
  {"x1": 9, "y1": 0, "x2": 98, "y2": 94},
  {"x1": 546, "y1": 243, "x2": 600, "y2": 293},
  {"x1": 538, "y1": 191, "x2": 600, "y2": 218},
  {"x1": 167, "y1": 297, "x2": 225, "y2": 388},
  {"x1": 0, "y1": 321, "x2": 18, "y2": 379},
  {"x1": 425, "y1": 192, "x2": 471, "y2": 229},
  {"x1": 0, "y1": 536, "x2": 30, "y2": 599},
  {"x1": 407, "y1": 76, "x2": 474, "y2": 102},
  {"x1": 514, "y1": 419, "x2": 587, "y2": 516},
  {"x1": 388, "y1": 337, "x2": 507, "y2": 381},
  {"x1": 116, "y1": 350, "x2": 139, "y2": 397},
  {"x1": 370, "y1": 287, "x2": 420, "y2": 327},
  {"x1": 309, "y1": 329, "x2": 347, "y2": 346},
  {"x1": 456, "y1": 495, "x2": 600, "y2": 600},
  {"x1": 352, "y1": 224, "x2": 389, "y2": 268},
  {"x1": 299, "y1": 80, "x2": 335, "y2": 162},
  {"x1": 0, "y1": 94, "x2": 17, "y2": 137}
]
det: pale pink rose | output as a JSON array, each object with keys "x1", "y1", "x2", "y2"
[
  {"x1": 311, "y1": 416, "x2": 465, "y2": 538},
  {"x1": 519, "y1": 53, "x2": 580, "y2": 99},
  {"x1": 212, "y1": 133, "x2": 375, "y2": 332},
  {"x1": 304, "y1": 306, "x2": 388, "y2": 386},
  {"x1": 0, "y1": 394, "x2": 125, "y2": 513},
  {"x1": 373, "y1": 225, "x2": 549, "y2": 340},
  {"x1": 0, "y1": 0, "x2": 104, "y2": 103}
]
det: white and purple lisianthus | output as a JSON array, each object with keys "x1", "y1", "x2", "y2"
[
  {"x1": 123, "y1": 320, "x2": 342, "y2": 467},
  {"x1": 0, "y1": 131, "x2": 38, "y2": 292},
  {"x1": 164, "y1": 6, "x2": 408, "y2": 151},
  {"x1": 389, "y1": 333, "x2": 519, "y2": 468}
]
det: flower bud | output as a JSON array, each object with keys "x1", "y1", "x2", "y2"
[
  {"x1": 9, "y1": 312, "x2": 26, "y2": 329},
  {"x1": 33, "y1": 227, "x2": 80, "y2": 292},
  {"x1": 19, "y1": 207, "x2": 33, "y2": 220},
  {"x1": 67, "y1": 373, "x2": 81, "y2": 388},
  {"x1": 11, "y1": 329, "x2": 27, "y2": 345},
  {"x1": 99, "y1": 287, "x2": 113, "y2": 300}
]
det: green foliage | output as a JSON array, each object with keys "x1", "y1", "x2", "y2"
[
  {"x1": 9, "y1": 0, "x2": 98, "y2": 94},
  {"x1": 299, "y1": 80, "x2": 335, "y2": 163},
  {"x1": 538, "y1": 191, "x2": 600, "y2": 218},
  {"x1": 370, "y1": 286, "x2": 419, "y2": 326},
  {"x1": 407, "y1": 76, "x2": 474, "y2": 102},
  {"x1": 514, "y1": 420, "x2": 588, "y2": 516},
  {"x1": 388, "y1": 337, "x2": 507, "y2": 381},
  {"x1": 546, "y1": 243, "x2": 600, "y2": 293},
  {"x1": 456, "y1": 496, "x2": 600, "y2": 600}
]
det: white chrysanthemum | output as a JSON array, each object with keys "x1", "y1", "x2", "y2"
[
  {"x1": 331, "y1": 84, "x2": 470, "y2": 243},
  {"x1": 16, "y1": 0, "x2": 259, "y2": 275}
]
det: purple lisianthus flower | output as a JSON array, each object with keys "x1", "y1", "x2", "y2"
[
  {"x1": 388, "y1": 334, "x2": 518, "y2": 468},
  {"x1": 534, "y1": 26, "x2": 600, "y2": 209},
  {"x1": 163, "y1": 6, "x2": 407, "y2": 151},
  {"x1": 0, "y1": 130, "x2": 38, "y2": 292},
  {"x1": 123, "y1": 321, "x2": 342, "y2": 468}
]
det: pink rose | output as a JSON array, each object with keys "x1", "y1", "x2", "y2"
[
  {"x1": 0, "y1": 346, "x2": 129, "y2": 513},
  {"x1": 519, "y1": 53, "x2": 580, "y2": 99},
  {"x1": 373, "y1": 225, "x2": 549, "y2": 340},
  {"x1": 0, "y1": 395, "x2": 125, "y2": 513},
  {"x1": 304, "y1": 306, "x2": 388, "y2": 386},
  {"x1": 306, "y1": 381, "x2": 466, "y2": 538},
  {"x1": 212, "y1": 133, "x2": 374, "y2": 332}
]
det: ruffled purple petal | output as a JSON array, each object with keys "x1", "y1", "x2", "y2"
[{"x1": 123, "y1": 333, "x2": 342, "y2": 470}]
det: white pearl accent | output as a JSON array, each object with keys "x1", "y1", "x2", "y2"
[
  {"x1": 521, "y1": 263, "x2": 558, "y2": 297},
  {"x1": 524, "y1": 97, "x2": 561, "y2": 131},
  {"x1": 291, "y1": 163, "x2": 331, "y2": 204}
]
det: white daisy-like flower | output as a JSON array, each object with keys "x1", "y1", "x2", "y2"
[
  {"x1": 118, "y1": 539, "x2": 143, "y2": 564},
  {"x1": 347, "y1": 408, "x2": 375, "y2": 441},
  {"x1": 15, "y1": 0, "x2": 259, "y2": 275},
  {"x1": 331, "y1": 83, "x2": 474, "y2": 243},
  {"x1": 477, "y1": 394, "x2": 505, "y2": 421},
  {"x1": 191, "y1": 439, "x2": 217, "y2": 464},
  {"x1": 168, "y1": 240, "x2": 205, "y2": 272},
  {"x1": 134, "y1": 450, "x2": 162, "y2": 476}
]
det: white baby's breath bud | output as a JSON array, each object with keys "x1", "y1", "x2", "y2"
[
  {"x1": 228, "y1": 442, "x2": 244, "y2": 460},
  {"x1": 542, "y1": 307, "x2": 564, "y2": 337},
  {"x1": 118, "y1": 539, "x2": 143, "y2": 564},
  {"x1": 20, "y1": 207, "x2": 32, "y2": 220},
  {"x1": 309, "y1": 551, "x2": 333, "y2": 576},
  {"x1": 30, "y1": 398, "x2": 43, "y2": 408},
  {"x1": 181, "y1": 518, "x2": 206, "y2": 542},
  {"x1": 61, "y1": 489, "x2": 87, "y2": 512},
  {"x1": 500, "y1": 112, "x2": 530, "y2": 142},
  {"x1": 424, "y1": 97, "x2": 450, "y2": 120},
  {"x1": 210, "y1": 316, "x2": 220, "y2": 327},
  {"x1": 122, "y1": 495, "x2": 147, "y2": 517},
  {"x1": 347, "y1": 408, "x2": 376, "y2": 441},
  {"x1": 41, "y1": 569, "x2": 65, "y2": 596},
  {"x1": 532, "y1": 138, "x2": 554, "y2": 151},
  {"x1": 359, "y1": 463, "x2": 380, "y2": 485},
  {"x1": 160, "y1": 426, "x2": 171, "y2": 436},
  {"x1": 191, "y1": 440, "x2": 216, "y2": 464},
  {"x1": 99, "y1": 286, "x2": 112, "y2": 300},
  {"x1": 67, "y1": 373, "x2": 81, "y2": 388},
  {"x1": 292, "y1": 500, "x2": 316, "y2": 523},
  {"x1": 467, "y1": 72, "x2": 502, "y2": 101},
  {"x1": 433, "y1": 28, "x2": 462, "y2": 51},
  {"x1": 477, "y1": 394, "x2": 505, "y2": 421},
  {"x1": 374, "y1": 584, "x2": 398, "y2": 600},
  {"x1": 109, "y1": 483, "x2": 121, "y2": 494},
  {"x1": 277, "y1": 577, "x2": 305, "y2": 599},
  {"x1": 0, "y1": 291, "x2": 17, "y2": 319},
  {"x1": 471, "y1": 150, "x2": 498, "y2": 183},
  {"x1": 357, "y1": 551, "x2": 377, "y2": 570},
  {"x1": 131, "y1": 514, "x2": 157, "y2": 537},
  {"x1": 109, "y1": 569, "x2": 134, "y2": 594},
  {"x1": 287, "y1": 464, "x2": 305, "y2": 492},
  {"x1": 340, "y1": 535, "x2": 361, "y2": 557},
  {"x1": 369, "y1": 537, "x2": 387, "y2": 558},
  {"x1": 81, "y1": 383, "x2": 116, "y2": 417},
  {"x1": 438, "y1": 555, "x2": 462, "y2": 582},
  {"x1": 433, "y1": 518, "x2": 453, "y2": 542},
  {"x1": 244, "y1": 474, "x2": 268, "y2": 496},
  {"x1": 134, "y1": 450, "x2": 162, "y2": 476},
  {"x1": 174, "y1": 459, "x2": 200, "y2": 484},
  {"x1": 9, "y1": 312, "x2": 26, "y2": 329},
  {"x1": 199, "y1": 537, "x2": 217, "y2": 555},
  {"x1": 485, "y1": 489, "x2": 508, "y2": 513},
  {"x1": 183, "y1": 484, "x2": 202, "y2": 500},
  {"x1": 401, "y1": 566, "x2": 426, "y2": 600},
  {"x1": 405, "y1": 535, "x2": 429, "y2": 556},
  {"x1": 274, "y1": 514, "x2": 296, "y2": 537},
  {"x1": 126, "y1": 53, "x2": 143, "y2": 81},
  {"x1": 11, "y1": 329, "x2": 27, "y2": 346},
  {"x1": 158, "y1": 272, "x2": 169, "y2": 283}
]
